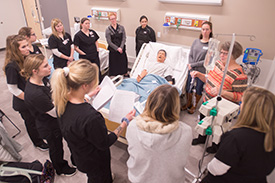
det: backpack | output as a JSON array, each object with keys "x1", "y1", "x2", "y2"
[{"x1": 0, "y1": 159, "x2": 55, "y2": 183}]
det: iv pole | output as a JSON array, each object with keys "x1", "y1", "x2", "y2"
[{"x1": 192, "y1": 33, "x2": 255, "y2": 183}]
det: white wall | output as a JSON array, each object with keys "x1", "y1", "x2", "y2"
[
  {"x1": 0, "y1": 0, "x2": 26, "y2": 48},
  {"x1": 68, "y1": 0, "x2": 274, "y2": 89},
  {"x1": 71, "y1": 28, "x2": 273, "y2": 89},
  {"x1": 66, "y1": 0, "x2": 275, "y2": 60}
]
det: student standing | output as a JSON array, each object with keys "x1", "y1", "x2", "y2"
[
  {"x1": 74, "y1": 18, "x2": 101, "y2": 76},
  {"x1": 182, "y1": 21, "x2": 213, "y2": 114},
  {"x1": 201, "y1": 87, "x2": 275, "y2": 183},
  {"x1": 105, "y1": 13, "x2": 128, "y2": 77},
  {"x1": 135, "y1": 15, "x2": 156, "y2": 56},
  {"x1": 22, "y1": 54, "x2": 76, "y2": 176},
  {"x1": 3, "y1": 35, "x2": 48, "y2": 150},
  {"x1": 48, "y1": 18, "x2": 74, "y2": 69},
  {"x1": 126, "y1": 84, "x2": 192, "y2": 183},
  {"x1": 18, "y1": 27, "x2": 42, "y2": 55},
  {"x1": 51, "y1": 59, "x2": 135, "y2": 183}
]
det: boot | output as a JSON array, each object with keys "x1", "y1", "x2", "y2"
[
  {"x1": 181, "y1": 93, "x2": 193, "y2": 111},
  {"x1": 187, "y1": 94, "x2": 202, "y2": 114},
  {"x1": 192, "y1": 134, "x2": 206, "y2": 145}
]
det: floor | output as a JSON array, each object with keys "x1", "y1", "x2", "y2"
[
  {"x1": 2, "y1": 49, "x2": 273, "y2": 183},
  {"x1": 0, "y1": 49, "x2": 215, "y2": 183}
]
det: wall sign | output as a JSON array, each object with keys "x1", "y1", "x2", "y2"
[
  {"x1": 164, "y1": 13, "x2": 210, "y2": 31},
  {"x1": 91, "y1": 7, "x2": 120, "y2": 21}
]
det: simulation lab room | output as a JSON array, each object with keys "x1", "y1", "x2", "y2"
[{"x1": 0, "y1": 0, "x2": 275, "y2": 182}]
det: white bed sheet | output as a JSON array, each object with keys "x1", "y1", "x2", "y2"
[{"x1": 130, "y1": 42, "x2": 190, "y2": 90}]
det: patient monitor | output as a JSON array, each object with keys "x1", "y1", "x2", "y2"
[
  {"x1": 242, "y1": 48, "x2": 263, "y2": 85},
  {"x1": 195, "y1": 97, "x2": 240, "y2": 144}
]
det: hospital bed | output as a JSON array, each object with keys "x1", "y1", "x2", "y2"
[{"x1": 99, "y1": 42, "x2": 190, "y2": 139}]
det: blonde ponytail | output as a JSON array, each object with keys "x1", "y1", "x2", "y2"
[
  {"x1": 51, "y1": 59, "x2": 98, "y2": 116},
  {"x1": 51, "y1": 68, "x2": 70, "y2": 117}
]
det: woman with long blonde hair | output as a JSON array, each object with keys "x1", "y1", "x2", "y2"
[
  {"x1": 22, "y1": 54, "x2": 76, "y2": 176},
  {"x1": 126, "y1": 84, "x2": 192, "y2": 183},
  {"x1": 48, "y1": 18, "x2": 74, "y2": 69},
  {"x1": 3, "y1": 35, "x2": 47, "y2": 150},
  {"x1": 202, "y1": 86, "x2": 275, "y2": 183},
  {"x1": 51, "y1": 59, "x2": 135, "y2": 182}
]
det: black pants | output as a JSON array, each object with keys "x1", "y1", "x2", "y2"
[
  {"x1": 87, "y1": 171, "x2": 112, "y2": 183},
  {"x1": 53, "y1": 60, "x2": 67, "y2": 69},
  {"x1": 19, "y1": 110, "x2": 44, "y2": 146},
  {"x1": 79, "y1": 54, "x2": 102, "y2": 82},
  {"x1": 41, "y1": 126, "x2": 68, "y2": 174}
]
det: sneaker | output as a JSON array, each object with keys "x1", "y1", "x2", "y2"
[
  {"x1": 35, "y1": 142, "x2": 49, "y2": 151},
  {"x1": 57, "y1": 166, "x2": 77, "y2": 177}
]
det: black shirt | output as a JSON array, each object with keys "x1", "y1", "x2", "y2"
[
  {"x1": 59, "y1": 102, "x2": 117, "y2": 174},
  {"x1": 203, "y1": 127, "x2": 275, "y2": 183},
  {"x1": 73, "y1": 29, "x2": 99, "y2": 58},
  {"x1": 24, "y1": 78, "x2": 59, "y2": 136},
  {"x1": 135, "y1": 25, "x2": 156, "y2": 56},
  {"x1": 30, "y1": 44, "x2": 42, "y2": 54},
  {"x1": 5, "y1": 61, "x2": 27, "y2": 111},
  {"x1": 48, "y1": 32, "x2": 73, "y2": 68}
]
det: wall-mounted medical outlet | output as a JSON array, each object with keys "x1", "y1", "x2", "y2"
[
  {"x1": 91, "y1": 7, "x2": 120, "y2": 21},
  {"x1": 164, "y1": 12, "x2": 210, "y2": 31}
]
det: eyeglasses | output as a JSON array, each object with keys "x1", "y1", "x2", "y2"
[{"x1": 220, "y1": 51, "x2": 228, "y2": 56}]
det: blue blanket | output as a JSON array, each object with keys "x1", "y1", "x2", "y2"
[
  {"x1": 104, "y1": 74, "x2": 168, "y2": 114},
  {"x1": 118, "y1": 74, "x2": 168, "y2": 103}
]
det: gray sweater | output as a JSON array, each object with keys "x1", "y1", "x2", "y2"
[
  {"x1": 105, "y1": 24, "x2": 126, "y2": 51},
  {"x1": 188, "y1": 38, "x2": 209, "y2": 73}
]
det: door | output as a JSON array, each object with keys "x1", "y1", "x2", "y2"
[
  {"x1": 39, "y1": 0, "x2": 71, "y2": 35},
  {"x1": 21, "y1": 0, "x2": 43, "y2": 39},
  {"x1": 0, "y1": 0, "x2": 27, "y2": 48}
]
